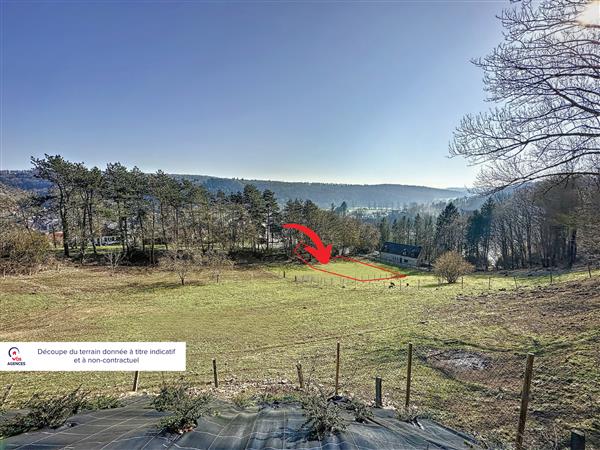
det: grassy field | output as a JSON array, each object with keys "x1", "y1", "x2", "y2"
[{"x1": 1, "y1": 259, "x2": 598, "y2": 447}]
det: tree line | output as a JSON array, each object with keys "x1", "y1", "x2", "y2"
[
  {"x1": 5, "y1": 153, "x2": 597, "y2": 274},
  {"x1": 397, "y1": 0, "x2": 600, "y2": 272},
  {"x1": 379, "y1": 176, "x2": 599, "y2": 270},
  {"x1": 7, "y1": 155, "x2": 381, "y2": 264}
]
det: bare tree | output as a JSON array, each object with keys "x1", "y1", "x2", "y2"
[
  {"x1": 105, "y1": 250, "x2": 123, "y2": 276},
  {"x1": 450, "y1": 0, "x2": 600, "y2": 193},
  {"x1": 577, "y1": 176, "x2": 600, "y2": 265},
  {"x1": 203, "y1": 251, "x2": 233, "y2": 283},
  {"x1": 163, "y1": 250, "x2": 198, "y2": 286}
]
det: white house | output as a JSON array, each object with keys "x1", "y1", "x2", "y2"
[{"x1": 379, "y1": 242, "x2": 424, "y2": 267}]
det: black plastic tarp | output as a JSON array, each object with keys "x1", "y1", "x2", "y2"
[{"x1": 1, "y1": 397, "x2": 480, "y2": 449}]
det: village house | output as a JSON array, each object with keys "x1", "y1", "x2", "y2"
[{"x1": 378, "y1": 242, "x2": 424, "y2": 267}]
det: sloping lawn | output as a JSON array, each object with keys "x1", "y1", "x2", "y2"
[{"x1": 1, "y1": 261, "x2": 598, "y2": 445}]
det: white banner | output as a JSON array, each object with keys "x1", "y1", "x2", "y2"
[{"x1": 1, "y1": 342, "x2": 186, "y2": 371}]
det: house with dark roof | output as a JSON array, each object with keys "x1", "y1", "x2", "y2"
[{"x1": 379, "y1": 242, "x2": 424, "y2": 267}]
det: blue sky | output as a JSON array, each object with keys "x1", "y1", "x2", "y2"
[{"x1": 1, "y1": 0, "x2": 506, "y2": 188}]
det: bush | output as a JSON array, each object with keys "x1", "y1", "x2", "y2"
[
  {"x1": 396, "y1": 405, "x2": 429, "y2": 423},
  {"x1": 0, "y1": 228, "x2": 49, "y2": 275},
  {"x1": 232, "y1": 392, "x2": 254, "y2": 408},
  {"x1": 345, "y1": 398, "x2": 372, "y2": 423},
  {"x1": 80, "y1": 394, "x2": 123, "y2": 410},
  {"x1": 0, "y1": 388, "x2": 87, "y2": 438},
  {"x1": 433, "y1": 251, "x2": 474, "y2": 284},
  {"x1": 0, "y1": 384, "x2": 13, "y2": 414},
  {"x1": 158, "y1": 393, "x2": 212, "y2": 434},
  {"x1": 152, "y1": 379, "x2": 213, "y2": 434},
  {"x1": 0, "y1": 389, "x2": 125, "y2": 438},
  {"x1": 301, "y1": 392, "x2": 346, "y2": 438},
  {"x1": 152, "y1": 379, "x2": 192, "y2": 412}
]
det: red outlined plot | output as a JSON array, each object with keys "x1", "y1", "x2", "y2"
[{"x1": 292, "y1": 242, "x2": 407, "y2": 282}]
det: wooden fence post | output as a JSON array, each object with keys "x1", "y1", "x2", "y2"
[
  {"x1": 461, "y1": 277, "x2": 464, "y2": 289},
  {"x1": 550, "y1": 271, "x2": 553, "y2": 284},
  {"x1": 516, "y1": 353, "x2": 535, "y2": 450},
  {"x1": 417, "y1": 279, "x2": 420, "y2": 290},
  {"x1": 212, "y1": 358, "x2": 219, "y2": 388},
  {"x1": 514, "y1": 277, "x2": 518, "y2": 289},
  {"x1": 489, "y1": 276, "x2": 491, "y2": 289},
  {"x1": 283, "y1": 270, "x2": 286, "y2": 279},
  {"x1": 132, "y1": 371, "x2": 140, "y2": 392},
  {"x1": 571, "y1": 430, "x2": 585, "y2": 450},
  {"x1": 405, "y1": 343, "x2": 413, "y2": 408},
  {"x1": 335, "y1": 342, "x2": 341, "y2": 396},
  {"x1": 588, "y1": 264, "x2": 592, "y2": 279},
  {"x1": 294, "y1": 275, "x2": 297, "y2": 282},
  {"x1": 375, "y1": 376, "x2": 382, "y2": 408},
  {"x1": 296, "y1": 363, "x2": 304, "y2": 389}
]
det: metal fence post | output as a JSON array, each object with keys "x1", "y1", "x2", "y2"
[
  {"x1": 405, "y1": 343, "x2": 413, "y2": 408},
  {"x1": 516, "y1": 353, "x2": 535, "y2": 450},
  {"x1": 375, "y1": 376, "x2": 382, "y2": 408},
  {"x1": 335, "y1": 342, "x2": 341, "y2": 396},
  {"x1": 132, "y1": 371, "x2": 140, "y2": 392},
  {"x1": 212, "y1": 358, "x2": 219, "y2": 388}
]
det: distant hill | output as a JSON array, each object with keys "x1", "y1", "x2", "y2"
[
  {"x1": 0, "y1": 170, "x2": 470, "y2": 208},
  {"x1": 176, "y1": 175, "x2": 469, "y2": 207},
  {"x1": 0, "y1": 170, "x2": 52, "y2": 194}
]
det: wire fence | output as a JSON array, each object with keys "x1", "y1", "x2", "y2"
[
  {"x1": 1, "y1": 267, "x2": 599, "y2": 448},
  {"x1": 1, "y1": 337, "x2": 597, "y2": 448}
]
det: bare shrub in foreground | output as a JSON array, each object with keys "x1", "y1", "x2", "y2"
[{"x1": 434, "y1": 251, "x2": 474, "y2": 284}]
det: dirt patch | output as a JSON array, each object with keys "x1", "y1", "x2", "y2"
[
  {"x1": 432, "y1": 278, "x2": 600, "y2": 447},
  {"x1": 425, "y1": 349, "x2": 492, "y2": 372}
]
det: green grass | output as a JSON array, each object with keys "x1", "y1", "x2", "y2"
[{"x1": 0, "y1": 259, "x2": 598, "y2": 445}]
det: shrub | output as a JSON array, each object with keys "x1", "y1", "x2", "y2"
[
  {"x1": 0, "y1": 388, "x2": 87, "y2": 438},
  {"x1": 0, "y1": 384, "x2": 13, "y2": 413},
  {"x1": 80, "y1": 394, "x2": 123, "y2": 410},
  {"x1": 301, "y1": 392, "x2": 346, "y2": 439},
  {"x1": 152, "y1": 379, "x2": 191, "y2": 412},
  {"x1": 433, "y1": 251, "x2": 474, "y2": 284},
  {"x1": 152, "y1": 380, "x2": 213, "y2": 434},
  {"x1": 232, "y1": 392, "x2": 254, "y2": 408},
  {"x1": 345, "y1": 398, "x2": 372, "y2": 423},
  {"x1": 396, "y1": 405, "x2": 428, "y2": 423},
  {"x1": 0, "y1": 228, "x2": 49, "y2": 275},
  {"x1": 158, "y1": 393, "x2": 212, "y2": 434}
]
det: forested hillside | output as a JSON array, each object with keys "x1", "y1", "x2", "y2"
[{"x1": 0, "y1": 170, "x2": 467, "y2": 208}]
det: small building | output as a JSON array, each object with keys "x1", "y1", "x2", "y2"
[
  {"x1": 379, "y1": 242, "x2": 423, "y2": 267},
  {"x1": 94, "y1": 235, "x2": 120, "y2": 246}
]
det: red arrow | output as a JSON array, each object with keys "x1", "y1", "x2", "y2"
[{"x1": 283, "y1": 223, "x2": 333, "y2": 264}]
